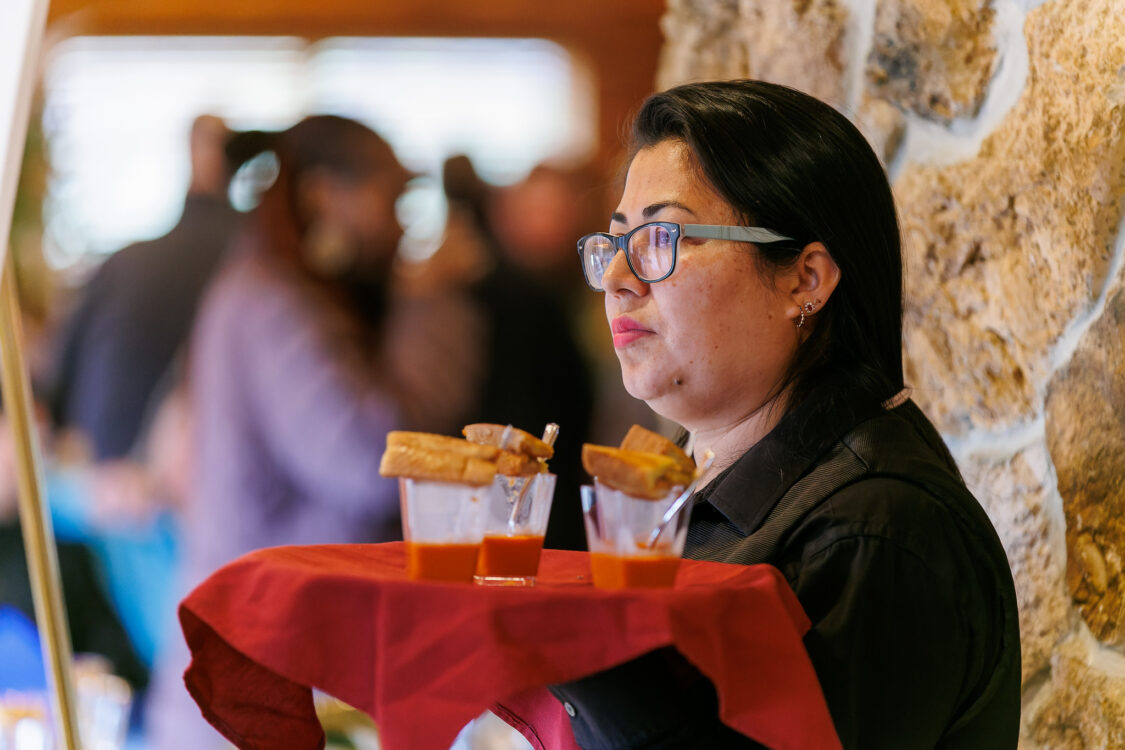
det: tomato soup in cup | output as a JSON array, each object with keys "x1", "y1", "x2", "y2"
[
  {"x1": 399, "y1": 478, "x2": 488, "y2": 582},
  {"x1": 580, "y1": 481, "x2": 694, "y2": 589},
  {"x1": 474, "y1": 472, "x2": 556, "y2": 585}
]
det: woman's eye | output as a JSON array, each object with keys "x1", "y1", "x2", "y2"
[{"x1": 647, "y1": 226, "x2": 671, "y2": 247}]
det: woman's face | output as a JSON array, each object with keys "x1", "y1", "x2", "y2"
[
  {"x1": 337, "y1": 146, "x2": 410, "y2": 262},
  {"x1": 303, "y1": 143, "x2": 410, "y2": 283},
  {"x1": 604, "y1": 140, "x2": 799, "y2": 431}
]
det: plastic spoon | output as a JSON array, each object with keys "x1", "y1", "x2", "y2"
[
  {"x1": 507, "y1": 423, "x2": 560, "y2": 533},
  {"x1": 644, "y1": 449, "x2": 715, "y2": 549}
]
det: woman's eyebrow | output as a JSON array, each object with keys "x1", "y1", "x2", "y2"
[
  {"x1": 610, "y1": 201, "x2": 697, "y2": 225},
  {"x1": 643, "y1": 201, "x2": 695, "y2": 218}
]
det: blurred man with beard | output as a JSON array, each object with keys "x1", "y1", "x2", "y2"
[{"x1": 147, "y1": 116, "x2": 483, "y2": 749}]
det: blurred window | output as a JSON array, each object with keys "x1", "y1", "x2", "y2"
[{"x1": 41, "y1": 36, "x2": 594, "y2": 268}]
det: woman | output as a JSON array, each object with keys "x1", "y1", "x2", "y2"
[
  {"x1": 547, "y1": 81, "x2": 1020, "y2": 748},
  {"x1": 183, "y1": 115, "x2": 484, "y2": 576},
  {"x1": 148, "y1": 116, "x2": 483, "y2": 749}
]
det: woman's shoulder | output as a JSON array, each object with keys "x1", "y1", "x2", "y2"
[
  {"x1": 839, "y1": 401, "x2": 962, "y2": 477},
  {"x1": 794, "y1": 474, "x2": 970, "y2": 566},
  {"x1": 789, "y1": 403, "x2": 1012, "y2": 587}
]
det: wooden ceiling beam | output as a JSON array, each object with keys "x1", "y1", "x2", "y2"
[
  {"x1": 47, "y1": 0, "x2": 661, "y2": 40},
  {"x1": 44, "y1": 0, "x2": 665, "y2": 172}
]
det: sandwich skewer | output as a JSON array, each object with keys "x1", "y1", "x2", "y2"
[{"x1": 507, "y1": 423, "x2": 559, "y2": 534}]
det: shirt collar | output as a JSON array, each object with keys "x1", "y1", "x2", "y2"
[{"x1": 694, "y1": 386, "x2": 884, "y2": 535}]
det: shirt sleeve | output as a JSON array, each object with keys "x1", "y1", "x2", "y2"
[
  {"x1": 781, "y1": 481, "x2": 973, "y2": 749},
  {"x1": 45, "y1": 261, "x2": 108, "y2": 431}
]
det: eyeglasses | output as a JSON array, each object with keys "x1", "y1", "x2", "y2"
[{"x1": 577, "y1": 221, "x2": 795, "y2": 291}]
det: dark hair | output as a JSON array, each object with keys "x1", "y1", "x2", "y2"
[
  {"x1": 276, "y1": 115, "x2": 394, "y2": 186},
  {"x1": 249, "y1": 115, "x2": 400, "y2": 327},
  {"x1": 631, "y1": 80, "x2": 904, "y2": 412},
  {"x1": 252, "y1": 115, "x2": 397, "y2": 258},
  {"x1": 222, "y1": 128, "x2": 276, "y2": 176}
]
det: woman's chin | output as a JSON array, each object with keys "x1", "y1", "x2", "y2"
[
  {"x1": 620, "y1": 368, "x2": 662, "y2": 403},
  {"x1": 622, "y1": 372, "x2": 683, "y2": 418}
]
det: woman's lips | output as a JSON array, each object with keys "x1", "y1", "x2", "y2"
[{"x1": 611, "y1": 316, "x2": 654, "y2": 348}]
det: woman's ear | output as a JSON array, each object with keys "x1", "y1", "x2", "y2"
[{"x1": 783, "y1": 241, "x2": 841, "y2": 325}]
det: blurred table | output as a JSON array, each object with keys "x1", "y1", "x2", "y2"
[{"x1": 180, "y1": 543, "x2": 840, "y2": 750}]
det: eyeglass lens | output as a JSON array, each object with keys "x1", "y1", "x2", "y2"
[
  {"x1": 630, "y1": 224, "x2": 675, "y2": 281},
  {"x1": 582, "y1": 235, "x2": 616, "y2": 289},
  {"x1": 581, "y1": 223, "x2": 676, "y2": 289}
]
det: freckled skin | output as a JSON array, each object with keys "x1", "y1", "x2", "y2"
[{"x1": 602, "y1": 141, "x2": 800, "y2": 433}]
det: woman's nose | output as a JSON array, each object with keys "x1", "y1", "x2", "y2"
[{"x1": 601, "y1": 249, "x2": 648, "y2": 296}]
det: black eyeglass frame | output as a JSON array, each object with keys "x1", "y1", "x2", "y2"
[{"x1": 576, "y1": 221, "x2": 796, "y2": 291}]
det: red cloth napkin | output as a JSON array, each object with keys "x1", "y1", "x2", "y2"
[{"x1": 180, "y1": 543, "x2": 839, "y2": 750}]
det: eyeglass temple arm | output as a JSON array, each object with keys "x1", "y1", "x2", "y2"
[{"x1": 682, "y1": 224, "x2": 795, "y2": 244}]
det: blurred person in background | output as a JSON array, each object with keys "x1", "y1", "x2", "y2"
[
  {"x1": 184, "y1": 116, "x2": 482, "y2": 573},
  {"x1": 44, "y1": 378, "x2": 190, "y2": 673},
  {"x1": 147, "y1": 115, "x2": 484, "y2": 750},
  {"x1": 0, "y1": 411, "x2": 148, "y2": 696},
  {"x1": 31, "y1": 115, "x2": 269, "y2": 705},
  {"x1": 440, "y1": 154, "x2": 595, "y2": 551},
  {"x1": 48, "y1": 114, "x2": 246, "y2": 463},
  {"x1": 490, "y1": 163, "x2": 598, "y2": 293},
  {"x1": 490, "y1": 162, "x2": 659, "y2": 456}
]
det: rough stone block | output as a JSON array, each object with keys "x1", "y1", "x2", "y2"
[
  {"x1": 899, "y1": 0, "x2": 1125, "y2": 434},
  {"x1": 1046, "y1": 288, "x2": 1125, "y2": 645},
  {"x1": 855, "y1": 93, "x2": 906, "y2": 166},
  {"x1": 657, "y1": 0, "x2": 849, "y2": 106},
  {"x1": 1028, "y1": 636, "x2": 1125, "y2": 748},
  {"x1": 866, "y1": 0, "x2": 997, "y2": 121},
  {"x1": 658, "y1": 0, "x2": 749, "y2": 88},
  {"x1": 959, "y1": 443, "x2": 1070, "y2": 685}
]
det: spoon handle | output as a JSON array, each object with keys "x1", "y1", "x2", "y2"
[
  {"x1": 645, "y1": 449, "x2": 714, "y2": 548},
  {"x1": 507, "y1": 423, "x2": 561, "y2": 532}
]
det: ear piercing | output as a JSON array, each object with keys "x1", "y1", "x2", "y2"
[{"x1": 797, "y1": 299, "x2": 821, "y2": 329}]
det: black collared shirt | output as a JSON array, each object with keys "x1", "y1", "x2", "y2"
[{"x1": 551, "y1": 395, "x2": 1020, "y2": 749}]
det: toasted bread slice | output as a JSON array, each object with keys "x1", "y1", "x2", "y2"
[
  {"x1": 387, "y1": 431, "x2": 500, "y2": 460},
  {"x1": 581, "y1": 444, "x2": 694, "y2": 500},
  {"x1": 463, "y1": 423, "x2": 554, "y2": 459},
  {"x1": 619, "y1": 425, "x2": 694, "y2": 475},
  {"x1": 496, "y1": 450, "x2": 547, "y2": 476},
  {"x1": 379, "y1": 444, "x2": 497, "y2": 485}
]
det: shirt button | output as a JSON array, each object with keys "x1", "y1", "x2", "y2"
[{"x1": 563, "y1": 701, "x2": 577, "y2": 718}]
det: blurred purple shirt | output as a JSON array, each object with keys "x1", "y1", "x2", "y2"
[
  {"x1": 149, "y1": 249, "x2": 403, "y2": 750},
  {"x1": 185, "y1": 250, "x2": 401, "y2": 586}
]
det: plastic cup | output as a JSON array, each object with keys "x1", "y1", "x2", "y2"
[
  {"x1": 580, "y1": 480, "x2": 693, "y2": 589},
  {"x1": 474, "y1": 472, "x2": 557, "y2": 586},
  {"x1": 74, "y1": 655, "x2": 133, "y2": 750},
  {"x1": 399, "y1": 477, "x2": 489, "y2": 582}
]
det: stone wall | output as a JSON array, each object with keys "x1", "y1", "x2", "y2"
[{"x1": 657, "y1": 0, "x2": 1125, "y2": 746}]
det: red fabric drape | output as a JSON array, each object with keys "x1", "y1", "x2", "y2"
[{"x1": 181, "y1": 543, "x2": 840, "y2": 750}]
